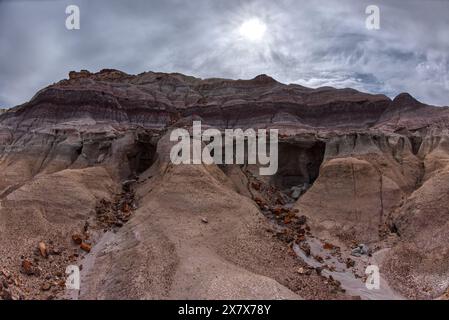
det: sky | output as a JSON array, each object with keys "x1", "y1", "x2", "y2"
[{"x1": 1, "y1": 0, "x2": 449, "y2": 108}]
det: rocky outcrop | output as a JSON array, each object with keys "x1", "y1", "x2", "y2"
[{"x1": 1, "y1": 69, "x2": 449, "y2": 300}]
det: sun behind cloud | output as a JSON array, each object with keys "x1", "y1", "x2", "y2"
[{"x1": 238, "y1": 18, "x2": 267, "y2": 42}]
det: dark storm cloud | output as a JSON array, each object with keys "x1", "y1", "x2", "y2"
[{"x1": 1, "y1": 0, "x2": 448, "y2": 107}]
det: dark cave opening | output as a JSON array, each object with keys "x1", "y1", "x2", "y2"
[
  {"x1": 127, "y1": 134, "x2": 157, "y2": 176},
  {"x1": 272, "y1": 141, "x2": 326, "y2": 198},
  {"x1": 409, "y1": 136, "x2": 423, "y2": 155}
]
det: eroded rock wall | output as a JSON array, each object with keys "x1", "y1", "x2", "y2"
[{"x1": 1, "y1": 69, "x2": 449, "y2": 299}]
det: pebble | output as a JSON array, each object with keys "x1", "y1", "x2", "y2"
[
  {"x1": 38, "y1": 242, "x2": 48, "y2": 258},
  {"x1": 21, "y1": 259, "x2": 34, "y2": 275},
  {"x1": 80, "y1": 242, "x2": 92, "y2": 253},
  {"x1": 41, "y1": 283, "x2": 51, "y2": 291},
  {"x1": 72, "y1": 234, "x2": 83, "y2": 245}
]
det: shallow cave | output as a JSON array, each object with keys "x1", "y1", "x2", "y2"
[
  {"x1": 408, "y1": 136, "x2": 423, "y2": 155},
  {"x1": 127, "y1": 137, "x2": 157, "y2": 176},
  {"x1": 271, "y1": 141, "x2": 326, "y2": 194}
]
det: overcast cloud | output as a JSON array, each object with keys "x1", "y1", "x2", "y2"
[{"x1": 1, "y1": 0, "x2": 448, "y2": 108}]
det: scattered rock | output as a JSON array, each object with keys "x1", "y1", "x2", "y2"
[
  {"x1": 297, "y1": 215, "x2": 307, "y2": 225},
  {"x1": 1, "y1": 269, "x2": 11, "y2": 279},
  {"x1": 201, "y1": 217, "x2": 208, "y2": 224},
  {"x1": 346, "y1": 258, "x2": 355, "y2": 268},
  {"x1": 50, "y1": 247, "x2": 62, "y2": 255},
  {"x1": 41, "y1": 283, "x2": 51, "y2": 291},
  {"x1": 21, "y1": 259, "x2": 34, "y2": 275},
  {"x1": 38, "y1": 242, "x2": 48, "y2": 258},
  {"x1": 1, "y1": 288, "x2": 12, "y2": 300},
  {"x1": 83, "y1": 221, "x2": 89, "y2": 233},
  {"x1": 96, "y1": 153, "x2": 105, "y2": 163},
  {"x1": 71, "y1": 234, "x2": 83, "y2": 245},
  {"x1": 323, "y1": 242, "x2": 334, "y2": 250},
  {"x1": 296, "y1": 267, "x2": 305, "y2": 274},
  {"x1": 276, "y1": 230, "x2": 294, "y2": 243},
  {"x1": 122, "y1": 179, "x2": 137, "y2": 187},
  {"x1": 251, "y1": 182, "x2": 261, "y2": 190},
  {"x1": 122, "y1": 202, "x2": 130, "y2": 213},
  {"x1": 80, "y1": 242, "x2": 92, "y2": 253},
  {"x1": 295, "y1": 234, "x2": 305, "y2": 243},
  {"x1": 253, "y1": 197, "x2": 266, "y2": 207},
  {"x1": 281, "y1": 207, "x2": 290, "y2": 214},
  {"x1": 351, "y1": 244, "x2": 370, "y2": 257},
  {"x1": 291, "y1": 183, "x2": 309, "y2": 199},
  {"x1": 299, "y1": 242, "x2": 311, "y2": 256}
]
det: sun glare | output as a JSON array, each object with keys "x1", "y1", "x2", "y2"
[{"x1": 238, "y1": 18, "x2": 267, "y2": 42}]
